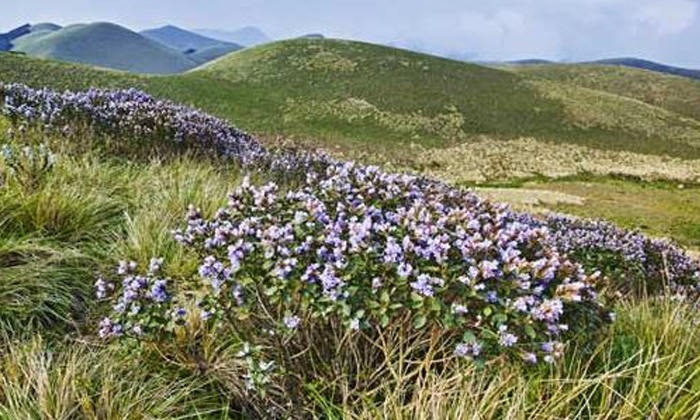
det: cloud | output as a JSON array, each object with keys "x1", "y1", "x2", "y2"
[
  {"x1": 630, "y1": 0, "x2": 697, "y2": 36},
  {"x1": 2, "y1": 0, "x2": 700, "y2": 67}
]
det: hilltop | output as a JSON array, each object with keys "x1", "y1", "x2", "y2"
[{"x1": 10, "y1": 22, "x2": 199, "y2": 74}]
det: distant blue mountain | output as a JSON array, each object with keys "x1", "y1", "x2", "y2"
[
  {"x1": 590, "y1": 58, "x2": 700, "y2": 81},
  {"x1": 507, "y1": 59, "x2": 555, "y2": 65},
  {"x1": 0, "y1": 24, "x2": 31, "y2": 51},
  {"x1": 140, "y1": 25, "x2": 242, "y2": 53},
  {"x1": 193, "y1": 26, "x2": 271, "y2": 47}
]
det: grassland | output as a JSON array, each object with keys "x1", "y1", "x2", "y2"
[
  {"x1": 511, "y1": 64, "x2": 700, "y2": 122},
  {"x1": 2, "y1": 39, "x2": 699, "y2": 251},
  {"x1": 4, "y1": 38, "x2": 700, "y2": 162},
  {"x1": 1, "y1": 115, "x2": 700, "y2": 419}
]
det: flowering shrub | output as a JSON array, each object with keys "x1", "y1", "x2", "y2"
[
  {"x1": 0, "y1": 83, "x2": 264, "y2": 162},
  {"x1": 98, "y1": 164, "x2": 611, "y2": 369},
  {"x1": 0, "y1": 140, "x2": 56, "y2": 190},
  {"x1": 539, "y1": 215, "x2": 700, "y2": 296}
]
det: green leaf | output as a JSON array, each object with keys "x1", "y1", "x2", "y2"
[
  {"x1": 380, "y1": 314, "x2": 390, "y2": 328},
  {"x1": 462, "y1": 331, "x2": 477, "y2": 343},
  {"x1": 493, "y1": 313, "x2": 507, "y2": 324},
  {"x1": 414, "y1": 314, "x2": 428, "y2": 329},
  {"x1": 524, "y1": 325, "x2": 536, "y2": 339},
  {"x1": 380, "y1": 290, "x2": 391, "y2": 304},
  {"x1": 483, "y1": 307, "x2": 493, "y2": 317}
]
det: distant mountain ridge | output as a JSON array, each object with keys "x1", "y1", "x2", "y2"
[
  {"x1": 140, "y1": 25, "x2": 242, "y2": 52},
  {"x1": 589, "y1": 58, "x2": 700, "y2": 81},
  {"x1": 483, "y1": 56, "x2": 700, "y2": 81},
  {"x1": 0, "y1": 21, "x2": 255, "y2": 74},
  {"x1": 0, "y1": 24, "x2": 31, "y2": 51},
  {"x1": 140, "y1": 25, "x2": 243, "y2": 64},
  {"x1": 194, "y1": 26, "x2": 271, "y2": 46}
]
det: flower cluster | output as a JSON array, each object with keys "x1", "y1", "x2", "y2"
[
  {"x1": 101, "y1": 163, "x2": 611, "y2": 364},
  {"x1": 0, "y1": 83, "x2": 336, "y2": 181},
  {"x1": 525, "y1": 214, "x2": 700, "y2": 295},
  {"x1": 1, "y1": 83, "x2": 268, "y2": 166},
  {"x1": 96, "y1": 258, "x2": 178, "y2": 339}
]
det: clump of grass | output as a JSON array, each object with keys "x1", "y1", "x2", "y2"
[
  {"x1": 0, "y1": 337, "x2": 230, "y2": 420},
  {"x1": 0, "y1": 237, "x2": 94, "y2": 333},
  {"x1": 343, "y1": 298, "x2": 700, "y2": 420}
]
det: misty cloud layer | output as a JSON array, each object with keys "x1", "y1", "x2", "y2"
[{"x1": 3, "y1": 0, "x2": 700, "y2": 67}]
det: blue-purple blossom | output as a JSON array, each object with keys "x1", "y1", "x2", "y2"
[{"x1": 284, "y1": 316, "x2": 301, "y2": 330}]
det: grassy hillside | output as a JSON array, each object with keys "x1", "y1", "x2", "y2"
[
  {"x1": 187, "y1": 43, "x2": 243, "y2": 65},
  {"x1": 12, "y1": 22, "x2": 198, "y2": 74},
  {"x1": 4, "y1": 38, "x2": 700, "y2": 163},
  {"x1": 512, "y1": 64, "x2": 700, "y2": 123}
]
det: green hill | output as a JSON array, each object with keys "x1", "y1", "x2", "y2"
[
  {"x1": 511, "y1": 64, "x2": 700, "y2": 123},
  {"x1": 4, "y1": 38, "x2": 700, "y2": 162},
  {"x1": 12, "y1": 22, "x2": 198, "y2": 74},
  {"x1": 186, "y1": 43, "x2": 242, "y2": 64}
]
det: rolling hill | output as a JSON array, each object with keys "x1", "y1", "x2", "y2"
[
  {"x1": 511, "y1": 64, "x2": 700, "y2": 123},
  {"x1": 11, "y1": 22, "x2": 199, "y2": 74},
  {"x1": 3, "y1": 37, "x2": 700, "y2": 163}
]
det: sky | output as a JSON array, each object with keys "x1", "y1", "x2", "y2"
[{"x1": 3, "y1": 0, "x2": 700, "y2": 67}]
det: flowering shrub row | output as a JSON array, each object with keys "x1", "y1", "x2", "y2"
[{"x1": 538, "y1": 215, "x2": 700, "y2": 295}]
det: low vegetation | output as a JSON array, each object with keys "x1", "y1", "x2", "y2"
[{"x1": 1, "y1": 82, "x2": 699, "y2": 419}]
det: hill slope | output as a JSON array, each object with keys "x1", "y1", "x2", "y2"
[
  {"x1": 512, "y1": 64, "x2": 700, "y2": 123},
  {"x1": 12, "y1": 22, "x2": 198, "y2": 74},
  {"x1": 4, "y1": 38, "x2": 700, "y2": 162}
]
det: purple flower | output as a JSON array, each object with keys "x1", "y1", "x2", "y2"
[
  {"x1": 150, "y1": 279, "x2": 168, "y2": 302},
  {"x1": 284, "y1": 315, "x2": 301, "y2": 329},
  {"x1": 455, "y1": 342, "x2": 482, "y2": 358},
  {"x1": 499, "y1": 332, "x2": 518, "y2": 347},
  {"x1": 397, "y1": 262, "x2": 413, "y2": 278}
]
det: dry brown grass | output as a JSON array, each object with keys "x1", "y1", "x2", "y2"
[{"x1": 416, "y1": 137, "x2": 700, "y2": 184}]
